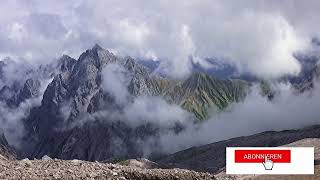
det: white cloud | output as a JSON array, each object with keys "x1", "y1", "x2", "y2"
[
  {"x1": 0, "y1": 97, "x2": 41, "y2": 148},
  {"x1": 100, "y1": 62, "x2": 193, "y2": 128},
  {"x1": 0, "y1": 0, "x2": 318, "y2": 78},
  {"x1": 157, "y1": 82, "x2": 320, "y2": 153},
  {"x1": 156, "y1": 25, "x2": 195, "y2": 78},
  {"x1": 192, "y1": 11, "x2": 309, "y2": 78},
  {"x1": 7, "y1": 22, "x2": 26, "y2": 42},
  {"x1": 101, "y1": 63, "x2": 130, "y2": 104},
  {"x1": 117, "y1": 19, "x2": 151, "y2": 48},
  {"x1": 124, "y1": 96, "x2": 192, "y2": 128}
]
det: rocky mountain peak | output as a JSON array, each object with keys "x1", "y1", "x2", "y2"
[
  {"x1": 57, "y1": 55, "x2": 77, "y2": 73},
  {"x1": 16, "y1": 79, "x2": 41, "y2": 103},
  {"x1": 92, "y1": 43, "x2": 104, "y2": 51},
  {"x1": 124, "y1": 56, "x2": 149, "y2": 77},
  {"x1": 76, "y1": 44, "x2": 117, "y2": 70},
  {"x1": 0, "y1": 78, "x2": 41, "y2": 107}
]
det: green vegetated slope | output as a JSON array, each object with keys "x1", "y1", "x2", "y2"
[{"x1": 159, "y1": 73, "x2": 250, "y2": 120}]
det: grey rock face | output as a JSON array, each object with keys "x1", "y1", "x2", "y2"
[
  {"x1": 23, "y1": 45, "x2": 163, "y2": 160},
  {"x1": 0, "y1": 133, "x2": 16, "y2": 160},
  {"x1": 58, "y1": 55, "x2": 77, "y2": 73},
  {"x1": 22, "y1": 44, "x2": 248, "y2": 161},
  {"x1": 16, "y1": 79, "x2": 41, "y2": 104},
  {"x1": 123, "y1": 57, "x2": 162, "y2": 96},
  {"x1": 62, "y1": 45, "x2": 119, "y2": 120},
  {"x1": 0, "y1": 78, "x2": 41, "y2": 107},
  {"x1": 30, "y1": 121, "x2": 158, "y2": 161},
  {"x1": 37, "y1": 45, "x2": 160, "y2": 125}
]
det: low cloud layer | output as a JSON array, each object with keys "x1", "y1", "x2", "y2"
[
  {"x1": 157, "y1": 82, "x2": 320, "y2": 154},
  {"x1": 95, "y1": 61, "x2": 320, "y2": 156},
  {"x1": 97, "y1": 77, "x2": 320, "y2": 156},
  {"x1": 101, "y1": 63, "x2": 130, "y2": 105},
  {"x1": 99, "y1": 62, "x2": 193, "y2": 128},
  {"x1": 123, "y1": 96, "x2": 192, "y2": 128},
  {"x1": 0, "y1": 59, "x2": 54, "y2": 148},
  {"x1": 0, "y1": 97, "x2": 40, "y2": 148},
  {"x1": 1, "y1": 0, "x2": 320, "y2": 78}
]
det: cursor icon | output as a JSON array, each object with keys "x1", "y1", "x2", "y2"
[{"x1": 262, "y1": 157, "x2": 274, "y2": 170}]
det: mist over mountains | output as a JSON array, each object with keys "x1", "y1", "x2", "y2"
[
  {"x1": 4, "y1": 44, "x2": 248, "y2": 160},
  {"x1": 0, "y1": 42, "x2": 319, "y2": 162}
]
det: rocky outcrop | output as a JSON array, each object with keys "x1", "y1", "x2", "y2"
[
  {"x1": 116, "y1": 158, "x2": 161, "y2": 169},
  {"x1": 15, "y1": 79, "x2": 41, "y2": 105},
  {"x1": 0, "y1": 133, "x2": 16, "y2": 160},
  {"x1": 0, "y1": 78, "x2": 41, "y2": 107}
]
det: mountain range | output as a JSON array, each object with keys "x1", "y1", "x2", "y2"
[
  {"x1": 0, "y1": 44, "x2": 250, "y2": 161},
  {"x1": 0, "y1": 44, "x2": 320, "y2": 179}
]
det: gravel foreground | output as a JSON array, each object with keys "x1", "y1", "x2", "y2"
[
  {"x1": 0, "y1": 158, "x2": 215, "y2": 180},
  {"x1": 2, "y1": 138, "x2": 320, "y2": 180}
]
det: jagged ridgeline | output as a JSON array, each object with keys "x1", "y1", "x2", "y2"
[{"x1": 0, "y1": 45, "x2": 249, "y2": 160}]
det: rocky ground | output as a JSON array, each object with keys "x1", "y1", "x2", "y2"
[
  {"x1": 1, "y1": 138, "x2": 320, "y2": 180},
  {"x1": 0, "y1": 157, "x2": 215, "y2": 180}
]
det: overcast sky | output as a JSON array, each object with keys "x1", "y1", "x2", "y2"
[{"x1": 0, "y1": 0, "x2": 320, "y2": 78}]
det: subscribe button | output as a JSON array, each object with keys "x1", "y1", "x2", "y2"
[
  {"x1": 226, "y1": 147, "x2": 314, "y2": 174},
  {"x1": 235, "y1": 149, "x2": 291, "y2": 163}
]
